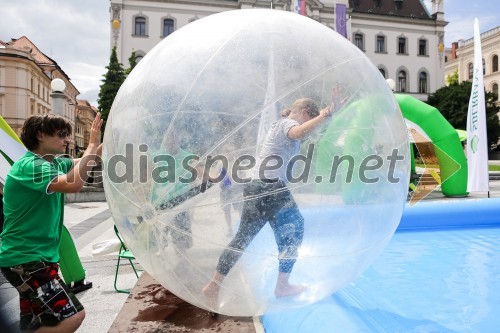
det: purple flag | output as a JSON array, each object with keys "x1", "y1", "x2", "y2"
[{"x1": 336, "y1": 4, "x2": 347, "y2": 38}]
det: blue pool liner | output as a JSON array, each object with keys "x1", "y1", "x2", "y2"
[
  {"x1": 261, "y1": 197, "x2": 500, "y2": 333},
  {"x1": 399, "y1": 197, "x2": 500, "y2": 230}
]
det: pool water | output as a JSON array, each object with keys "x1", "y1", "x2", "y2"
[{"x1": 262, "y1": 225, "x2": 500, "y2": 332}]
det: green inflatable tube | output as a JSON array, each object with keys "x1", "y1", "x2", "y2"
[
  {"x1": 315, "y1": 94, "x2": 387, "y2": 203},
  {"x1": 395, "y1": 94, "x2": 468, "y2": 197}
]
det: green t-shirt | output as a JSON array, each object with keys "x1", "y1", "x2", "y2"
[{"x1": 0, "y1": 151, "x2": 73, "y2": 267}]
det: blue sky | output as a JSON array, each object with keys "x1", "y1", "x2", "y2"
[
  {"x1": 0, "y1": 0, "x2": 499, "y2": 107},
  {"x1": 422, "y1": 0, "x2": 500, "y2": 45}
]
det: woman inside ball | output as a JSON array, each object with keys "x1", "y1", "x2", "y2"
[{"x1": 203, "y1": 98, "x2": 334, "y2": 304}]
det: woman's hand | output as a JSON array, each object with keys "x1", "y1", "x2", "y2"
[{"x1": 321, "y1": 106, "x2": 333, "y2": 118}]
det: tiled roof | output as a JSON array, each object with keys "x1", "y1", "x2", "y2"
[
  {"x1": 4, "y1": 36, "x2": 55, "y2": 65},
  {"x1": 77, "y1": 99, "x2": 92, "y2": 107},
  {"x1": 1, "y1": 35, "x2": 76, "y2": 88},
  {"x1": 348, "y1": 0, "x2": 432, "y2": 19},
  {"x1": 76, "y1": 99, "x2": 98, "y2": 113}
]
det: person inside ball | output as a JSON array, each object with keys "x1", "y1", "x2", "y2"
[
  {"x1": 203, "y1": 98, "x2": 334, "y2": 304},
  {"x1": 151, "y1": 132, "x2": 198, "y2": 250}
]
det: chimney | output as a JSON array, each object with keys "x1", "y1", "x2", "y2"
[{"x1": 451, "y1": 42, "x2": 458, "y2": 60}]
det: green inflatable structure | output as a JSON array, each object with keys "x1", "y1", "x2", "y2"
[
  {"x1": 395, "y1": 94, "x2": 468, "y2": 197},
  {"x1": 313, "y1": 93, "x2": 468, "y2": 199}
]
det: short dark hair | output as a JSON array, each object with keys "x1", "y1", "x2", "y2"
[{"x1": 20, "y1": 115, "x2": 72, "y2": 151}]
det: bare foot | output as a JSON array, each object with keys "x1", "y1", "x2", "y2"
[
  {"x1": 274, "y1": 283, "x2": 306, "y2": 297},
  {"x1": 202, "y1": 281, "x2": 221, "y2": 310}
]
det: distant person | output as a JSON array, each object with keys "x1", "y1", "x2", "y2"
[
  {"x1": 151, "y1": 132, "x2": 217, "y2": 250},
  {"x1": 203, "y1": 98, "x2": 333, "y2": 304},
  {"x1": 0, "y1": 113, "x2": 103, "y2": 333}
]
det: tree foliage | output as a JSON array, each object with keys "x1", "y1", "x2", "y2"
[
  {"x1": 126, "y1": 50, "x2": 138, "y2": 75},
  {"x1": 446, "y1": 69, "x2": 459, "y2": 86},
  {"x1": 426, "y1": 81, "x2": 500, "y2": 148},
  {"x1": 97, "y1": 46, "x2": 126, "y2": 131}
]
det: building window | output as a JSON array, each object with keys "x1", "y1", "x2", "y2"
[
  {"x1": 134, "y1": 16, "x2": 146, "y2": 36},
  {"x1": 398, "y1": 37, "x2": 407, "y2": 54},
  {"x1": 135, "y1": 50, "x2": 146, "y2": 62},
  {"x1": 398, "y1": 70, "x2": 407, "y2": 92},
  {"x1": 493, "y1": 83, "x2": 498, "y2": 100},
  {"x1": 354, "y1": 33, "x2": 364, "y2": 51},
  {"x1": 483, "y1": 58, "x2": 486, "y2": 75},
  {"x1": 376, "y1": 35, "x2": 385, "y2": 53},
  {"x1": 418, "y1": 72, "x2": 428, "y2": 93},
  {"x1": 468, "y1": 63, "x2": 473, "y2": 79},
  {"x1": 379, "y1": 68, "x2": 386, "y2": 78},
  {"x1": 418, "y1": 39, "x2": 427, "y2": 56},
  {"x1": 163, "y1": 18, "x2": 174, "y2": 38},
  {"x1": 493, "y1": 55, "x2": 499, "y2": 73}
]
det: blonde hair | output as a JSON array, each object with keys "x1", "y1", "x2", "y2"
[{"x1": 290, "y1": 98, "x2": 319, "y2": 118}]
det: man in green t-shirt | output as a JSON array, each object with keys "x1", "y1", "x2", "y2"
[{"x1": 0, "y1": 113, "x2": 102, "y2": 332}]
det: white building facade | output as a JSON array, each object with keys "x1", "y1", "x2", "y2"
[
  {"x1": 109, "y1": 0, "x2": 446, "y2": 100},
  {"x1": 445, "y1": 26, "x2": 500, "y2": 105},
  {"x1": 348, "y1": 0, "x2": 447, "y2": 100}
]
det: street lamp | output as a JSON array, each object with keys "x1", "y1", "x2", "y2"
[
  {"x1": 386, "y1": 78, "x2": 396, "y2": 92},
  {"x1": 50, "y1": 78, "x2": 71, "y2": 155},
  {"x1": 51, "y1": 78, "x2": 66, "y2": 93},
  {"x1": 51, "y1": 78, "x2": 66, "y2": 116}
]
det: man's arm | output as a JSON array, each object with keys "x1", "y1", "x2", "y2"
[{"x1": 49, "y1": 114, "x2": 103, "y2": 193}]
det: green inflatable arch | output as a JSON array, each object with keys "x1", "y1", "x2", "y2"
[{"x1": 395, "y1": 94, "x2": 468, "y2": 197}]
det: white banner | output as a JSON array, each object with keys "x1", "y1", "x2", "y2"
[
  {"x1": 466, "y1": 18, "x2": 489, "y2": 192},
  {"x1": 0, "y1": 121, "x2": 27, "y2": 185}
]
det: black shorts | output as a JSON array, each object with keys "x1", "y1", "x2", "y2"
[{"x1": 1, "y1": 261, "x2": 84, "y2": 331}]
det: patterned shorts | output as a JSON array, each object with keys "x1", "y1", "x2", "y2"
[{"x1": 1, "y1": 261, "x2": 84, "y2": 331}]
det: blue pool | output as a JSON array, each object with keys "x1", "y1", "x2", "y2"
[{"x1": 262, "y1": 198, "x2": 500, "y2": 333}]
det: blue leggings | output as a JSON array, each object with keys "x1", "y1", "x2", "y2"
[{"x1": 216, "y1": 180, "x2": 304, "y2": 275}]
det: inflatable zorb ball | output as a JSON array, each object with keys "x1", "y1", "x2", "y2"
[{"x1": 103, "y1": 9, "x2": 410, "y2": 316}]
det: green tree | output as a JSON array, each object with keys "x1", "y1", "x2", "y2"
[
  {"x1": 125, "y1": 50, "x2": 138, "y2": 76},
  {"x1": 427, "y1": 81, "x2": 500, "y2": 148},
  {"x1": 97, "y1": 46, "x2": 126, "y2": 131},
  {"x1": 446, "y1": 69, "x2": 459, "y2": 86}
]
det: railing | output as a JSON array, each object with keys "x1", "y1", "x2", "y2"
[{"x1": 458, "y1": 26, "x2": 500, "y2": 47}]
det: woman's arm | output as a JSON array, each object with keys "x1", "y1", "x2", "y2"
[{"x1": 288, "y1": 107, "x2": 332, "y2": 140}]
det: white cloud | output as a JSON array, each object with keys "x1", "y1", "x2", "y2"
[
  {"x1": 65, "y1": 62, "x2": 107, "y2": 106},
  {"x1": 445, "y1": 14, "x2": 499, "y2": 46},
  {"x1": 0, "y1": 0, "x2": 109, "y2": 107}
]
